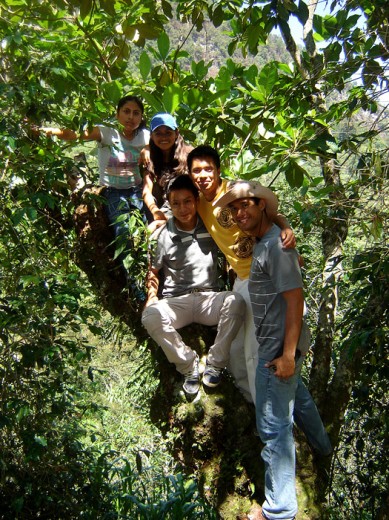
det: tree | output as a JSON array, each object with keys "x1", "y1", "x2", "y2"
[{"x1": 0, "y1": 0, "x2": 388, "y2": 518}]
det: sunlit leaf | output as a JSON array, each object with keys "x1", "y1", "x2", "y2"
[
  {"x1": 162, "y1": 83, "x2": 183, "y2": 114},
  {"x1": 139, "y1": 51, "x2": 152, "y2": 81},
  {"x1": 157, "y1": 32, "x2": 170, "y2": 60}
]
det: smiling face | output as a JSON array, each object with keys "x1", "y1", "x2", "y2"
[
  {"x1": 150, "y1": 126, "x2": 178, "y2": 154},
  {"x1": 168, "y1": 188, "x2": 198, "y2": 231},
  {"x1": 189, "y1": 157, "x2": 221, "y2": 202},
  {"x1": 116, "y1": 100, "x2": 143, "y2": 137},
  {"x1": 228, "y1": 197, "x2": 266, "y2": 236}
]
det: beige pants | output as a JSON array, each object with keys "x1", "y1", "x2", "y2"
[
  {"x1": 227, "y1": 277, "x2": 257, "y2": 403},
  {"x1": 142, "y1": 291, "x2": 245, "y2": 374}
]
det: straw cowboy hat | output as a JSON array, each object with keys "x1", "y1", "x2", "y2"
[{"x1": 213, "y1": 180, "x2": 278, "y2": 219}]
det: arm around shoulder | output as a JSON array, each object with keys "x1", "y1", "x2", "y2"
[{"x1": 274, "y1": 213, "x2": 296, "y2": 249}]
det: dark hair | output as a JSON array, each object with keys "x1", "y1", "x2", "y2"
[
  {"x1": 116, "y1": 95, "x2": 147, "y2": 132},
  {"x1": 166, "y1": 174, "x2": 199, "y2": 201},
  {"x1": 187, "y1": 145, "x2": 221, "y2": 172},
  {"x1": 148, "y1": 132, "x2": 188, "y2": 189}
]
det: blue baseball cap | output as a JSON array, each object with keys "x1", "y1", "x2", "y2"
[{"x1": 150, "y1": 113, "x2": 178, "y2": 132}]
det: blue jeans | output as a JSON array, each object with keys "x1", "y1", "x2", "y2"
[
  {"x1": 256, "y1": 357, "x2": 302, "y2": 520},
  {"x1": 294, "y1": 381, "x2": 332, "y2": 456},
  {"x1": 103, "y1": 186, "x2": 146, "y2": 298},
  {"x1": 104, "y1": 186, "x2": 145, "y2": 240}
]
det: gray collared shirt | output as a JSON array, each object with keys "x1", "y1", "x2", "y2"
[
  {"x1": 151, "y1": 216, "x2": 220, "y2": 298},
  {"x1": 248, "y1": 224, "x2": 310, "y2": 360}
]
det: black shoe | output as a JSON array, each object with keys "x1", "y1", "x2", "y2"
[
  {"x1": 203, "y1": 362, "x2": 223, "y2": 388},
  {"x1": 183, "y1": 355, "x2": 200, "y2": 395}
]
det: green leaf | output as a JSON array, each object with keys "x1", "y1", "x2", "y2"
[
  {"x1": 161, "y1": 0, "x2": 173, "y2": 18},
  {"x1": 285, "y1": 159, "x2": 306, "y2": 188},
  {"x1": 258, "y1": 62, "x2": 280, "y2": 96},
  {"x1": 26, "y1": 207, "x2": 38, "y2": 221},
  {"x1": 157, "y1": 32, "x2": 170, "y2": 60},
  {"x1": 250, "y1": 89, "x2": 266, "y2": 102},
  {"x1": 139, "y1": 51, "x2": 152, "y2": 81},
  {"x1": 277, "y1": 2, "x2": 290, "y2": 21},
  {"x1": 20, "y1": 275, "x2": 41, "y2": 287},
  {"x1": 16, "y1": 406, "x2": 31, "y2": 422},
  {"x1": 191, "y1": 60, "x2": 210, "y2": 80},
  {"x1": 134, "y1": 23, "x2": 160, "y2": 40},
  {"x1": 100, "y1": 0, "x2": 116, "y2": 16},
  {"x1": 228, "y1": 39, "x2": 238, "y2": 56},
  {"x1": 162, "y1": 83, "x2": 183, "y2": 114},
  {"x1": 184, "y1": 88, "x2": 204, "y2": 108},
  {"x1": 79, "y1": 0, "x2": 93, "y2": 20},
  {"x1": 246, "y1": 23, "x2": 266, "y2": 52},
  {"x1": 324, "y1": 41, "x2": 342, "y2": 64},
  {"x1": 211, "y1": 4, "x2": 225, "y2": 28},
  {"x1": 344, "y1": 13, "x2": 361, "y2": 30},
  {"x1": 102, "y1": 80, "x2": 122, "y2": 105},
  {"x1": 300, "y1": 208, "x2": 316, "y2": 229},
  {"x1": 295, "y1": 0, "x2": 309, "y2": 25},
  {"x1": 322, "y1": 15, "x2": 339, "y2": 37},
  {"x1": 34, "y1": 435, "x2": 48, "y2": 447}
]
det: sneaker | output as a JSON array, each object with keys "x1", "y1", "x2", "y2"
[
  {"x1": 183, "y1": 355, "x2": 200, "y2": 395},
  {"x1": 203, "y1": 362, "x2": 223, "y2": 388}
]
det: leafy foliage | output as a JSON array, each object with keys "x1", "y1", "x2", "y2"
[{"x1": 0, "y1": 0, "x2": 388, "y2": 517}]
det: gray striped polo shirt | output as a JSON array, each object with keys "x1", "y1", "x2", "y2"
[{"x1": 248, "y1": 224, "x2": 310, "y2": 361}]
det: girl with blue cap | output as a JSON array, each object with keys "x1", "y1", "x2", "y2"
[{"x1": 142, "y1": 113, "x2": 193, "y2": 224}]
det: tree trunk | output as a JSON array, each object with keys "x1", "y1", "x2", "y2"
[
  {"x1": 309, "y1": 158, "x2": 348, "y2": 414},
  {"x1": 72, "y1": 186, "x2": 146, "y2": 333}
]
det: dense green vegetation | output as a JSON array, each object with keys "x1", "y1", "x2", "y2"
[{"x1": 1, "y1": 0, "x2": 388, "y2": 518}]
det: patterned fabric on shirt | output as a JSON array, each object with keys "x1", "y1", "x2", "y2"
[{"x1": 98, "y1": 126, "x2": 150, "y2": 189}]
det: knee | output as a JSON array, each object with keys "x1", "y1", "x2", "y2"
[
  {"x1": 141, "y1": 304, "x2": 163, "y2": 333},
  {"x1": 223, "y1": 291, "x2": 246, "y2": 316}
]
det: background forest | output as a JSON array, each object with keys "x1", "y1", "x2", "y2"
[{"x1": 0, "y1": 0, "x2": 388, "y2": 519}]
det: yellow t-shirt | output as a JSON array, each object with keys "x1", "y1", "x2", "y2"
[{"x1": 197, "y1": 178, "x2": 254, "y2": 280}]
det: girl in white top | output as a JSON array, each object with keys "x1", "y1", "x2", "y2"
[
  {"x1": 40, "y1": 96, "x2": 150, "y2": 300},
  {"x1": 40, "y1": 95, "x2": 150, "y2": 238}
]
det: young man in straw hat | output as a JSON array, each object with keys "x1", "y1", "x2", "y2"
[{"x1": 214, "y1": 181, "x2": 325, "y2": 520}]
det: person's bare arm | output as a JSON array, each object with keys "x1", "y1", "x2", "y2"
[
  {"x1": 144, "y1": 266, "x2": 160, "y2": 307},
  {"x1": 274, "y1": 213, "x2": 296, "y2": 249},
  {"x1": 266, "y1": 287, "x2": 304, "y2": 379},
  {"x1": 38, "y1": 126, "x2": 102, "y2": 142},
  {"x1": 142, "y1": 173, "x2": 167, "y2": 222},
  {"x1": 139, "y1": 145, "x2": 151, "y2": 167}
]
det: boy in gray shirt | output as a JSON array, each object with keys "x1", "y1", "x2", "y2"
[{"x1": 142, "y1": 175, "x2": 244, "y2": 395}]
